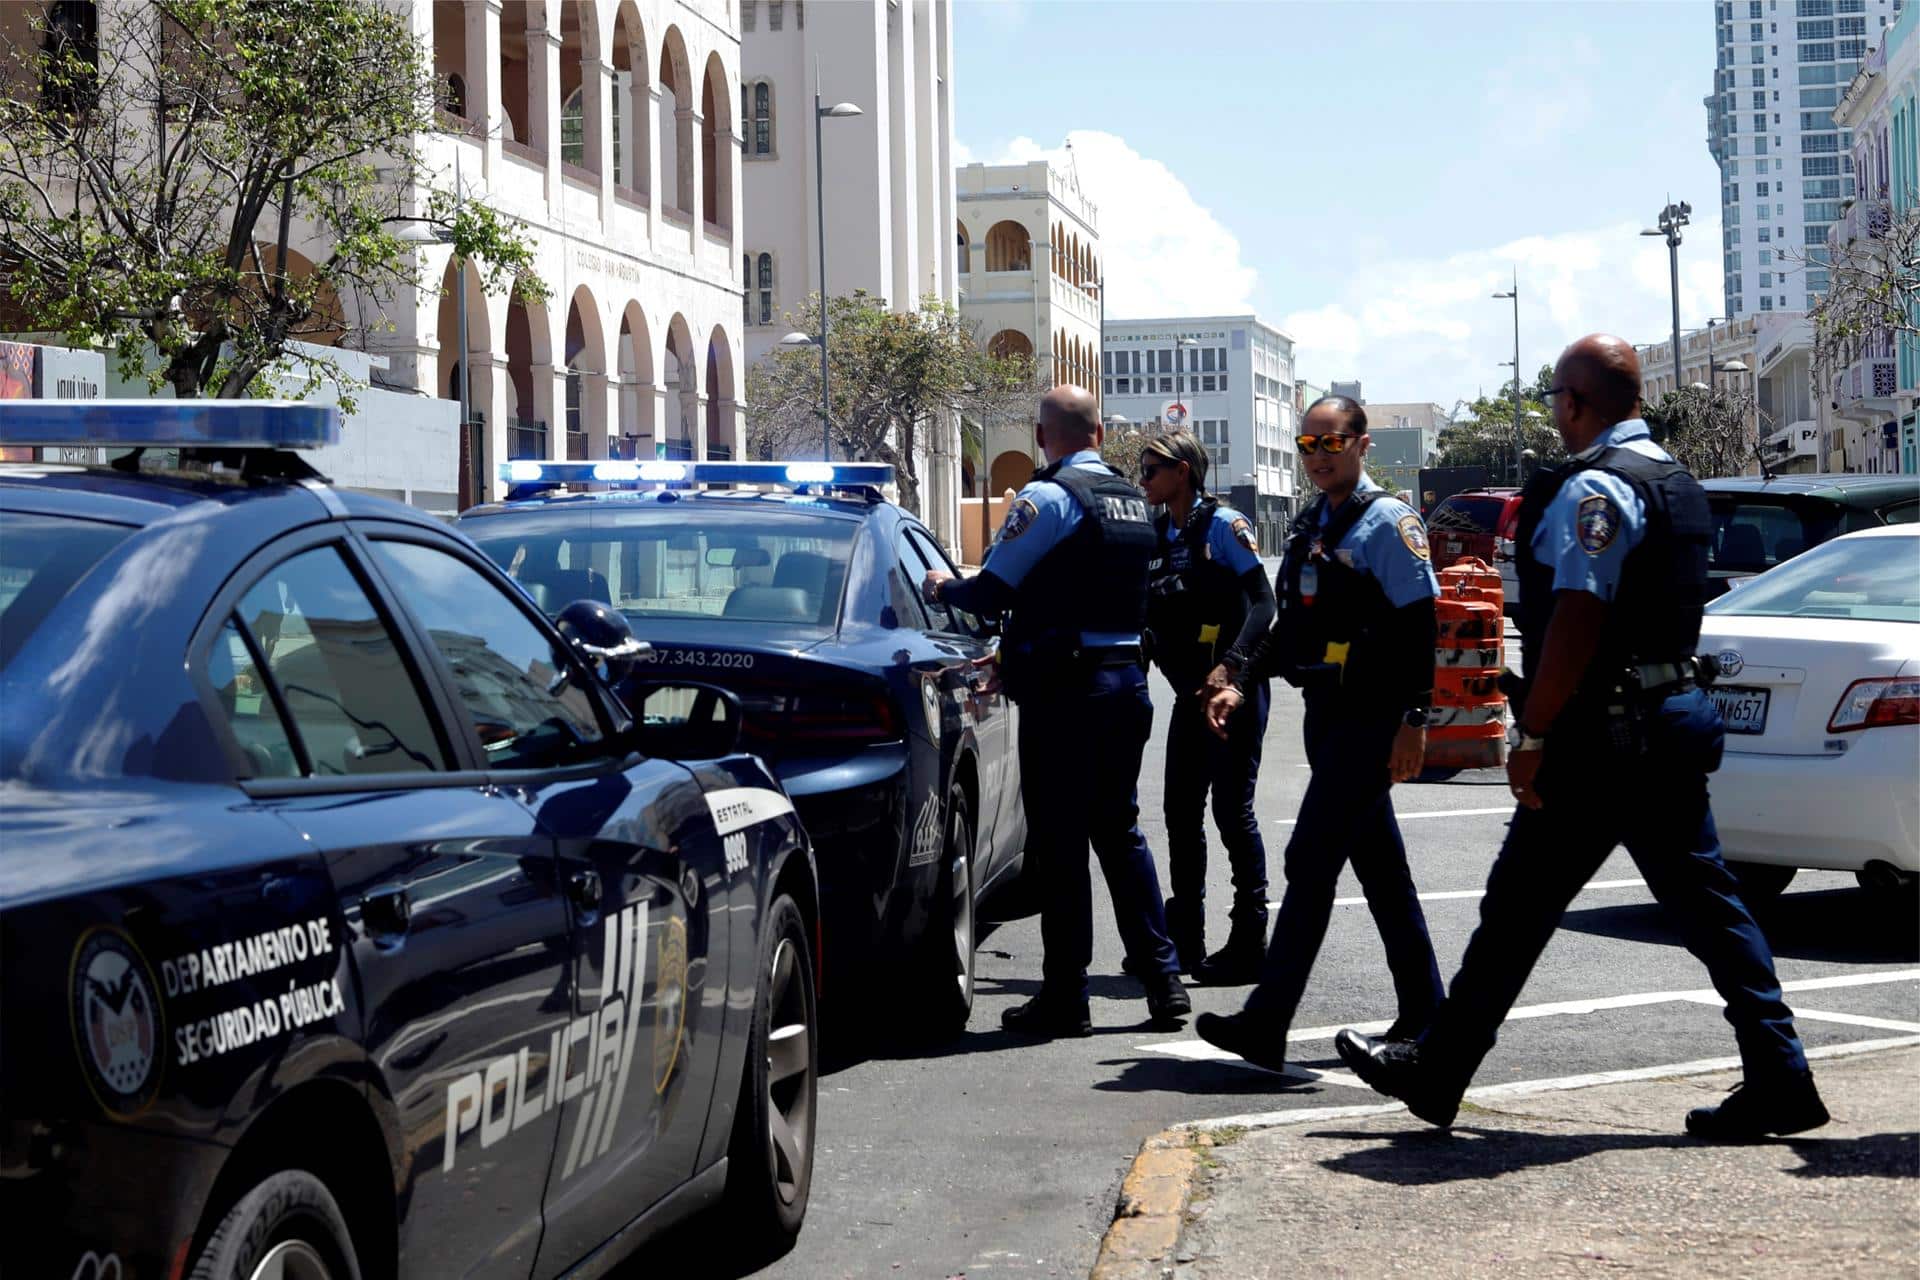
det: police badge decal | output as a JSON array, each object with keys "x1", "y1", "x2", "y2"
[
  {"x1": 1231, "y1": 517, "x2": 1258, "y2": 554},
  {"x1": 999, "y1": 498, "x2": 1038, "y2": 542},
  {"x1": 1577, "y1": 494, "x2": 1619, "y2": 555},
  {"x1": 1395, "y1": 513, "x2": 1430, "y2": 561},
  {"x1": 70, "y1": 926, "x2": 164, "y2": 1116}
]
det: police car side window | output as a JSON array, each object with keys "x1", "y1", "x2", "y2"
[
  {"x1": 208, "y1": 617, "x2": 301, "y2": 778},
  {"x1": 368, "y1": 541, "x2": 608, "y2": 771},
  {"x1": 233, "y1": 547, "x2": 448, "y2": 776},
  {"x1": 904, "y1": 527, "x2": 983, "y2": 635}
]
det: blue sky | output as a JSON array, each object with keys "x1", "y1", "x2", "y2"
[{"x1": 952, "y1": 0, "x2": 1728, "y2": 408}]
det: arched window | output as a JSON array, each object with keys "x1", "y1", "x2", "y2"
[
  {"x1": 755, "y1": 252, "x2": 774, "y2": 326},
  {"x1": 752, "y1": 82, "x2": 772, "y2": 157},
  {"x1": 956, "y1": 221, "x2": 970, "y2": 273},
  {"x1": 42, "y1": 0, "x2": 99, "y2": 114},
  {"x1": 742, "y1": 254, "x2": 753, "y2": 326},
  {"x1": 443, "y1": 72, "x2": 467, "y2": 119},
  {"x1": 561, "y1": 87, "x2": 584, "y2": 167}
]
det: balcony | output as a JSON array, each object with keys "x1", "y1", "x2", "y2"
[{"x1": 1837, "y1": 198, "x2": 1892, "y2": 246}]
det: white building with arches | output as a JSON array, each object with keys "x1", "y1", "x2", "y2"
[{"x1": 955, "y1": 160, "x2": 1102, "y2": 499}]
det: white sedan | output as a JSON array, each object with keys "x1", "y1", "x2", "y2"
[{"x1": 1698, "y1": 524, "x2": 1919, "y2": 900}]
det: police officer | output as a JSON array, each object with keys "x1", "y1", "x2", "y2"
[
  {"x1": 921, "y1": 385, "x2": 1191, "y2": 1035},
  {"x1": 1335, "y1": 335, "x2": 1827, "y2": 1139},
  {"x1": 1137, "y1": 431, "x2": 1276, "y2": 983},
  {"x1": 1192, "y1": 395, "x2": 1445, "y2": 1072}
]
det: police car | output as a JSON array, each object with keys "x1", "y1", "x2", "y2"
[
  {"x1": 455, "y1": 460, "x2": 1026, "y2": 1036},
  {"x1": 0, "y1": 404, "x2": 819, "y2": 1279}
]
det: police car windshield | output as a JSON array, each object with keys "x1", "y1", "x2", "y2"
[
  {"x1": 466, "y1": 505, "x2": 856, "y2": 628},
  {"x1": 0, "y1": 510, "x2": 133, "y2": 669},
  {"x1": 1704, "y1": 533, "x2": 1920, "y2": 624}
]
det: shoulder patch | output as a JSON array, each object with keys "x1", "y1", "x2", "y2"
[
  {"x1": 1395, "y1": 512, "x2": 1430, "y2": 561},
  {"x1": 999, "y1": 497, "x2": 1039, "y2": 542},
  {"x1": 1230, "y1": 516, "x2": 1258, "y2": 553},
  {"x1": 1577, "y1": 494, "x2": 1620, "y2": 555}
]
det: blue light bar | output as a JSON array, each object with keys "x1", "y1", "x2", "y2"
[
  {"x1": 497, "y1": 460, "x2": 895, "y2": 490},
  {"x1": 0, "y1": 399, "x2": 340, "y2": 449}
]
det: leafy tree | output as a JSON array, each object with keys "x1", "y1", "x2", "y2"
[
  {"x1": 1098, "y1": 420, "x2": 1152, "y2": 482},
  {"x1": 1803, "y1": 196, "x2": 1919, "y2": 387},
  {"x1": 0, "y1": 0, "x2": 542, "y2": 401},
  {"x1": 1435, "y1": 385, "x2": 1565, "y2": 485},
  {"x1": 1643, "y1": 384, "x2": 1769, "y2": 480},
  {"x1": 748, "y1": 291, "x2": 1034, "y2": 516}
]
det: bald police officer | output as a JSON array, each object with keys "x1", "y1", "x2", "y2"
[
  {"x1": 922, "y1": 385, "x2": 1190, "y2": 1036},
  {"x1": 1336, "y1": 335, "x2": 1827, "y2": 1139}
]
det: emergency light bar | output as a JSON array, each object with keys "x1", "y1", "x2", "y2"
[
  {"x1": 497, "y1": 459, "x2": 895, "y2": 490},
  {"x1": 0, "y1": 399, "x2": 340, "y2": 449}
]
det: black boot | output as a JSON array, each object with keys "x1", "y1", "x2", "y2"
[
  {"x1": 1194, "y1": 913, "x2": 1268, "y2": 986},
  {"x1": 1164, "y1": 896, "x2": 1205, "y2": 975},
  {"x1": 1684, "y1": 1070, "x2": 1829, "y2": 1139}
]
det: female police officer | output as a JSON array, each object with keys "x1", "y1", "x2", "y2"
[
  {"x1": 1137, "y1": 431, "x2": 1276, "y2": 983},
  {"x1": 1191, "y1": 395, "x2": 1445, "y2": 1072}
]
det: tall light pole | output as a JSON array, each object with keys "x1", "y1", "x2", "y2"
[
  {"x1": 1491, "y1": 270, "x2": 1522, "y2": 485},
  {"x1": 809, "y1": 63, "x2": 862, "y2": 461},
  {"x1": 1642, "y1": 199, "x2": 1691, "y2": 398}
]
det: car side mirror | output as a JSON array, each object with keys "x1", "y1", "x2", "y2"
[
  {"x1": 620, "y1": 680, "x2": 744, "y2": 760},
  {"x1": 556, "y1": 599, "x2": 651, "y2": 685}
]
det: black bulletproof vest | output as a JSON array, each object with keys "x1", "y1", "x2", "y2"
[
  {"x1": 1005, "y1": 458, "x2": 1157, "y2": 657},
  {"x1": 1275, "y1": 490, "x2": 1392, "y2": 687},
  {"x1": 1514, "y1": 443, "x2": 1711, "y2": 685},
  {"x1": 1146, "y1": 497, "x2": 1250, "y2": 687}
]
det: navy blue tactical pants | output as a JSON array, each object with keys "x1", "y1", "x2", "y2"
[
  {"x1": 1420, "y1": 688, "x2": 1809, "y2": 1094},
  {"x1": 1243, "y1": 693, "x2": 1444, "y2": 1032},
  {"x1": 1019, "y1": 663, "x2": 1180, "y2": 1001},
  {"x1": 1165, "y1": 682, "x2": 1271, "y2": 925}
]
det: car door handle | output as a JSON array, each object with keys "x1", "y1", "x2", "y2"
[
  {"x1": 568, "y1": 869, "x2": 603, "y2": 913},
  {"x1": 361, "y1": 885, "x2": 411, "y2": 936}
]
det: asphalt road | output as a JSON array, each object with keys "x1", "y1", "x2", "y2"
[{"x1": 648, "y1": 622, "x2": 1920, "y2": 1280}]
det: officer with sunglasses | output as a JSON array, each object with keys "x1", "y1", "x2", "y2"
[
  {"x1": 1136, "y1": 431, "x2": 1277, "y2": 984},
  {"x1": 921, "y1": 385, "x2": 1191, "y2": 1036},
  {"x1": 1192, "y1": 394, "x2": 1445, "y2": 1073},
  {"x1": 1335, "y1": 335, "x2": 1825, "y2": 1140}
]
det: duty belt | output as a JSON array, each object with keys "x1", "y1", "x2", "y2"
[
  {"x1": 1629, "y1": 658, "x2": 1702, "y2": 697},
  {"x1": 1078, "y1": 643, "x2": 1144, "y2": 668}
]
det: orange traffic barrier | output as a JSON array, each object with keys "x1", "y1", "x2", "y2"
[
  {"x1": 1434, "y1": 667, "x2": 1502, "y2": 706},
  {"x1": 1427, "y1": 556, "x2": 1507, "y2": 770},
  {"x1": 1424, "y1": 721, "x2": 1508, "y2": 769},
  {"x1": 1438, "y1": 557, "x2": 1504, "y2": 606}
]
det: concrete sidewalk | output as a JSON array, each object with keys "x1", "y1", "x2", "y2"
[{"x1": 1092, "y1": 1044, "x2": 1920, "y2": 1279}]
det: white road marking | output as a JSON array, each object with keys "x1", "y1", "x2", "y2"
[
  {"x1": 1172, "y1": 1035, "x2": 1920, "y2": 1132},
  {"x1": 1280, "y1": 876, "x2": 1650, "y2": 911},
  {"x1": 1275, "y1": 806, "x2": 1515, "y2": 825},
  {"x1": 1676, "y1": 995, "x2": 1920, "y2": 1034}
]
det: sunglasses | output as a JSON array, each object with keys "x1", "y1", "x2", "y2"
[
  {"x1": 1543, "y1": 385, "x2": 1580, "y2": 405},
  {"x1": 1295, "y1": 432, "x2": 1359, "y2": 456},
  {"x1": 1139, "y1": 460, "x2": 1166, "y2": 482}
]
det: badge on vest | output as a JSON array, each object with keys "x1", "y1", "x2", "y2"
[
  {"x1": 1000, "y1": 498, "x2": 1039, "y2": 541},
  {"x1": 1231, "y1": 517, "x2": 1258, "y2": 553},
  {"x1": 1577, "y1": 494, "x2": 1620, "y2": 555},
  {"x1": 1395, "y1": 513, "x2": 1430, "y2": 561}
]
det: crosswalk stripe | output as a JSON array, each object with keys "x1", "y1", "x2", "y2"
[{"x1": 1276, "y1": 806, "x2": 1514, "y2": 825}]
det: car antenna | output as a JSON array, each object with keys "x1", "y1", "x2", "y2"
[{"x1": 1753, "y1": 439, "x2": 1774, "y2": 483}]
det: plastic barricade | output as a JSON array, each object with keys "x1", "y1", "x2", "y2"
[{"x1": 1425, "y1": 557, "x2": 1508, "y2": 770}]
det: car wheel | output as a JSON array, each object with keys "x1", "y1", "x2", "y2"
[
  {"x1": 723, "y1": 892, "x2": 816, "y2": 1260},
  {"x1": 1726, "y1": 860, "x2": 1796, "y2": 901},
  {"x1": 189, "y1": 1170, "x2": 361, "y2": 1280},
  {"x1": 914, "y1": 784, "x2": 976, "y2": 1039}
]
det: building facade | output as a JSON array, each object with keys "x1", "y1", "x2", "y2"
[
  {"x1": 956, "y1": 160, "x2": 1102, "y2": 495},
  {"x1": 1101, "y1": 315, "x2": 1298, "y2": 552},
  {"x1": 739, "y1": 0, "x2": 962, "y2": 543},
  {"x1": 1707, "y1": 0, "x2": 1904, "y2": 320},
  {"x1": 1636, "y1": 313, "x2": 1821, "y2": 472},
  {"x1": 1351, "y1": 401, "x2": 1449, "y2": 499}
]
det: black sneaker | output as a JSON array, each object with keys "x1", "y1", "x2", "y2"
[
  {"x1": 1143, "y1": 972, "x2": 1192, "y2": 1026},
  {"x1": 1684, "y1": 1071, "x2": 1829, "y2": 1140},
  {"x1": 1000, "y1": 993, "x2": 1093, "y2": 1039},
  {"x1": 1333, "y1": 1029, "x2": 1459, "y2": 1128},
  {"x1": 1194, "y1": 1010, "x2": 1290, "y2": 1074}
]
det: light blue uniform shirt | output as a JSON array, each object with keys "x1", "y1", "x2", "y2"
[
  {"x1": 1531, "y1": 418, "x2": 1665, "y2": 601},
  {"x1": 1313, "y1": 474, "x2": 1440, "y2": 608},
  {"x1": 1163, "y1": 502, "x2": 1264, "y2": 578},
  {"x1": 983, "y1": 448, "x2": 1138, "y2": 645}
]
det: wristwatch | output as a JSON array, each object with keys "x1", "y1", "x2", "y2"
[
  {"x1": 1515, "y1": 727, "x2": 1548, "y2": 752},
  {"x1": 1401, "y1": 706, "x2": 1430, "y2": 729}
]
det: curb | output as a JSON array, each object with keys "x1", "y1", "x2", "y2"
[{"x1": 1087, "y1": 1129, "x2": 1205, "y2": 1280}]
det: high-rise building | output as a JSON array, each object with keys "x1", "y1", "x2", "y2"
[
  {"x1": 1101, "y1": 316, "x2": 1299, "y2": 550},
  {"x1": 739, "y1": 0, "x2": 962, "y2": 543},
  {"x1": 1707, "y1": 0, "x2": 1904, "y2": 319}
]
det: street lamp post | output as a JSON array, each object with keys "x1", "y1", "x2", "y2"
[
  {"x1": 808, "y1": 66, "x2": 862, "y2": 461},
  {"x1": 1641, "y1": 200, "x2": 1692, "y2": 397},
  {"x1": 1492, "y1": 270, "x2": 1523, "y2": 485}
]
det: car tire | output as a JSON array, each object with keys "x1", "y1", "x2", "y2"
[
  {"x1": 723, "y1": 892, "x2": 817, "y2": 1261},
  {"x1": 189, "y1": 1169, "x2": 362, "y2": 1280},
  {"x1": 1726, "y1": 860, "x2": 1796, "y2": 901},
  {"x1": 913, "y1": 784, "x2": 976, "y2": 1039}
]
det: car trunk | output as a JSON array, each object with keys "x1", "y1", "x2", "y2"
[{"x1": 1697, "y1": 615, "x2": 1916, "y2": 756}]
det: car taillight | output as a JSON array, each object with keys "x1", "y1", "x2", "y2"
[
  {"x1": 1827, "y1": 678, "x2": 1920, "y2": 732},
  {"x1": 739, "y1": 689, "x2": 900, "y2": 747}
]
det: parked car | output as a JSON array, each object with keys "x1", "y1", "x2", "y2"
[
  {"x1": 1702, "y1": 473, "x2": 1920, "y2": 597},
  {"x1": 1426, "y1": 487, "x2": 1523, "y2": 613},
  {"x1": 0, "y1": 402, "x2": 820, "y2": 1279},
  {"x1": 1696, "y1": 524, "x2": 1919, "y2": 902},
  {"x1": 458, "y1": 461, "x2": 1027, "y2": 1036}
]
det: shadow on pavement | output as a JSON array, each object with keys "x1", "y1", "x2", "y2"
[
  {"x1": 1558, "y1": 887, "x2": 1919, "y2": 964},
  {"x1": 1088, "y1": 1053, "x2": 1328, "y2": 1098},
  {"x1": 1306, "y1": 1125, "x2": 1919, "y2": 1185}
]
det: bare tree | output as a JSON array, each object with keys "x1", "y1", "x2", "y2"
[
  {"x1": 1644, "y1": 384, "x2": 1771, "y2": 480},
  {"x1": 1804, "y1": 196, "x2": 1919, "y2": 385}
]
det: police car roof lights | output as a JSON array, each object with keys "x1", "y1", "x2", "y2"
[
  {"x1": 498, "y1": 459, "x2": 895, "y2": 499},
  {"x1": 0, "y1": 398, "x2": 340, "y2": 449}
]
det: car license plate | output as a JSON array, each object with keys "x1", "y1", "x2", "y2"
[{"x1": 1710, "y1": 685, "x2": 1770, "y2": 734}]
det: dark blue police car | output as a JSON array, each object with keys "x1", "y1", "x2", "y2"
[
  {"x1": 456, "y1": 460, "x2": 1026, "y2": 1035},
  {"x1": 0, "y1": 404, "x2": 820, "y2": 1279}
]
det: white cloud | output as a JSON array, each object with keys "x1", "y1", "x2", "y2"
[
  {"x1": 959, "y1": 129, "x2": 1259, "y2": 318},
  {"x1": 1285, "y1": 216, "x2": 1726, "y2": 409}
]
